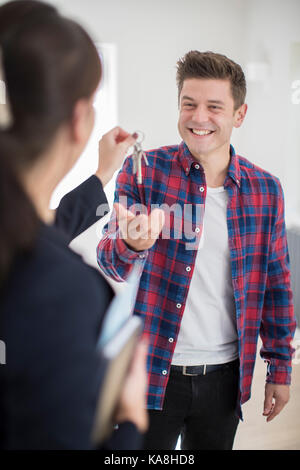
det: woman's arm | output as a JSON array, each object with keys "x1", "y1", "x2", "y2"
[
  {"x1": 55, "y1": 174, "x2": 108, "y2": 243},
  {"x1": 54, "y1": 127, "x2": 137, "y2": 243}
]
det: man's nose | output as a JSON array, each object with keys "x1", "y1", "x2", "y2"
[{"x1": 192, "y1": 105, "x2": 209, "y2": 123}]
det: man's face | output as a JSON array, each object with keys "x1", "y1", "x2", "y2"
[{"x1": 178, "y1": 78, "x2": 247, "y2": 159}]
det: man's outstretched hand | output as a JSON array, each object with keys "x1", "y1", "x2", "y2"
[{"x1": 114, "y1": 202, "x2": 165, "y2": 252}]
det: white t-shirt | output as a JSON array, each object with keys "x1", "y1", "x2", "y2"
[{"x1": 172, "y1": 186, "x2": 239, "y2": 366}]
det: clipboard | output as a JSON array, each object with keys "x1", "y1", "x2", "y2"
[{"x1": 91, "y1": 262, "x2": 144, "y2": 444}]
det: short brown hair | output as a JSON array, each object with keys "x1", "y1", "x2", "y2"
[{"x1": 176, "y1": 50, "x2": 246, "y2": 110}]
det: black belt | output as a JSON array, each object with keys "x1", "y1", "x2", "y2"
[{"x1": 171, "y1": 359, "x2": 239, "y2": 376}]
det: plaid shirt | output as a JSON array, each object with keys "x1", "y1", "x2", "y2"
[{"x1": 97, "y1": 141, "x2": 296, "y2": 418}]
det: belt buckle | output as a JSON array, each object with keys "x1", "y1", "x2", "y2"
[
  {"x1": 182, "y1": 365, "x2": 207, "y2": 376},
  {"x1": 182, "y1": 366, "x2": 197, "y2": 376}
]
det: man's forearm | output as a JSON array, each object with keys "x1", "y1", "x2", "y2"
[{"x1": 97, "y1": 228, "x2": 148, "y2": 282}]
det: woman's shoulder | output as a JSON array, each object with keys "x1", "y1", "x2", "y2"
[
  {"x1": 38, "y1": 223, "x2": 107, "y2": 287},
  {"x1": 33, "y1": 222, "x2": 109, "y2": 286},
  {"x1": 2, "y1": 223, "x2": 114, "y2": 330}
]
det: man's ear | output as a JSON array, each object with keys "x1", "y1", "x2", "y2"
[
  {"x1": 70, "y1": 98, "x2": 90, "y2": 143},
  {"x1": 233, "y1": 103, "x2": 248, "y2": 128}
]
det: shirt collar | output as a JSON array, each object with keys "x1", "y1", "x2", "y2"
[{"x1": 177, "y1": 141, "x2": 241, "y2": 188}]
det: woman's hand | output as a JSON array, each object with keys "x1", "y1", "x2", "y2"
[
  {"x1": 114, "y1": 338, "x2": 149, "y2": 433},
  {"x1": 95, "y1": 127, "x2": 138, "y2": 187}
]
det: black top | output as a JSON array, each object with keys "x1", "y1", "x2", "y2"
[{"x1": 0, "y1": 176, "x2": 142, "y2": 450}]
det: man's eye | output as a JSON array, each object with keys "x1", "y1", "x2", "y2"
[{"x1": 209, "y1": 106, "x2": 221, "y2": 110}]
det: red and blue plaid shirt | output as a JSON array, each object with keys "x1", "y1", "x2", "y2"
[{"x1": 97, "y1": 141, "x2": 296, "y2": 418}]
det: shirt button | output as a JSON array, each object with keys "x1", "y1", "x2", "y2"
[
  {"x1": 139, "y1": 254, "x2": 145, "y2": 259},
  {"x1": 176, "y1": 303, "x2": 182, "y2": 309},
  {"x1": 195, "y1": 227, "x2": 200, "y2": 233},
  {"x1": 168, "y1": 337, "x2": 174, "y2": 343},
  {"x1": 162, "y1": 370, "x2": 168, "y2": 375},
  {"x1": 199, "y1": 186, "x2": 205, "y2": 192},
  {"x1": 195, "y1": 164, "x2": 200, "y2": 169},
  {"x1": 186, "y1": 266, "x2": 191, "y2": 272}
]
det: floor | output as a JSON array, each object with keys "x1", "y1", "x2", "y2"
[{"x1": 233, "y1": 335, "x2": 300, "y2": 450}]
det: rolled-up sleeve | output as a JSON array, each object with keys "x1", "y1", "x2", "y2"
[{"x1": 260, "y1": 180, "x2": 297, "y2": 384}]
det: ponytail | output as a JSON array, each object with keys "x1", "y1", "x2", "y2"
[{"x1": 0, "y1": 135, "x2": 39, "y2": 283}]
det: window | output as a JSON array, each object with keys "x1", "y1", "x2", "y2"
[{"x1": 50, "y1": 43, "x2": 118, "y2": 209}]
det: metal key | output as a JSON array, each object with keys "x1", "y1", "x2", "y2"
[{"x1": 132, "y1": 131, "x2": 148, "y2": 184}]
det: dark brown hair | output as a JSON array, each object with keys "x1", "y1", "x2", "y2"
[
  {"x1": 176, "y1": 50, "x2": 246, "y2": 110},
  {"x1": 0, "y1": 0, "x2": 102, "y2": 282}
]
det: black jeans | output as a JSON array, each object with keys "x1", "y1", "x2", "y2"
[{"x1": 143, "y1": 360, "x2": 240, "y2": 450}]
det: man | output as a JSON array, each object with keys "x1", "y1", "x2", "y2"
[{"x1": 97, "y1": 51, "x2": 296, "y2": 450}]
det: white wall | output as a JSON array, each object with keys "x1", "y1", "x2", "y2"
[
  {"x1": 48, "y1": 0, "x2": 300, "y2": 222},
  {"x1": 49, "y1": 0, "x2": 246, "y2": 150},
  {"x1": 1, "y1": 0, "x2": 299, "y2": 218},
  {"x1": 239, "y1": 0, "x2": 300, "y2": 224}
]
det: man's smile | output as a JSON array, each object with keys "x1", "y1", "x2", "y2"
[{"x1": 188, "y1": 128, "x2": 216, "y2": 137}]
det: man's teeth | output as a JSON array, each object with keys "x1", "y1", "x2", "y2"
[{"x1": 192, "y1": 129, "x2": 213, "y2": 136}]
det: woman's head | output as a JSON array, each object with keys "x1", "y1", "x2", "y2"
[
  {"x1": 0, "y1": 0, "x2": 102, "y2": 281},
  {"x1": 0, "y1": 0, "x2": 101, "y2": 162}
]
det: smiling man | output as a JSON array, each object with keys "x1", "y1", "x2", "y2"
[
  {"x1": 97, "y1": 51, "x2": 296, "y2": 450},
  {"x1": 178, "y1": 76, "x2": 246, "y2": 188}
]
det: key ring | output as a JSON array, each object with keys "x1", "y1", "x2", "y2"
[
  {"x1": 133, "y1": 130, "x2": 145, "y2": 145},
  {"x1": 131, "y1": 130, "x2": 148, "y2": 184}
]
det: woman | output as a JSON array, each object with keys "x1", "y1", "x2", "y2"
[{"x1": 0, "y1": 0, "x2": 147, "y2": 450}]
